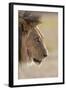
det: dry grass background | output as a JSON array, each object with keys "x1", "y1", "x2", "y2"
[{"x1": 18, "y1": 12, "x2": 58, "y2": 79}]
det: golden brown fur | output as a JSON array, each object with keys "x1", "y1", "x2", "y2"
[{"x1": 18, "y1": 11, "x2": 48, "y2": 64}]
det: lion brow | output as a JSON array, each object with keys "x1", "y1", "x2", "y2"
[{"x1": 35, "y1": 26, "x2": 44, "y2": 40}]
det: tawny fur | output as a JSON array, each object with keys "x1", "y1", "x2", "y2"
[{"x1": 18, "y1": 11, "x2": 48, "y2": 64}]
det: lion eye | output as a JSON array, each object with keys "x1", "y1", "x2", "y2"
[{"x1": 35, "y1": 37, "x2": 40, "y2": 42}]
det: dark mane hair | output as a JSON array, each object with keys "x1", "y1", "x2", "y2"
[{"x1": 19, "y1": 11, "x2": 41, "y2": 26}]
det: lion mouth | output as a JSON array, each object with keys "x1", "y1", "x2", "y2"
[{"x1": 33, "y1": 58, "x2": 42, "y2": 64}]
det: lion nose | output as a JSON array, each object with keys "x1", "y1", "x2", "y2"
[
  {"x1": 43, "y1": 53, "x2": 48, "y2": 57},
  {"x1": 43, "y1": 48, "x2": 48, "y2": 57},
  {"x1": 44, "y1": 54, "x2": 47, "y2": 57}
]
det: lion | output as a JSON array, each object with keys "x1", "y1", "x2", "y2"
[{"x1": 18, "y1": 11, "x2": 48, "y2": 65}]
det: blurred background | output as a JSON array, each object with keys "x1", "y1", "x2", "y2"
[{"x1": 18, "y1": 11, "x2": 58, "y2": 79}]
